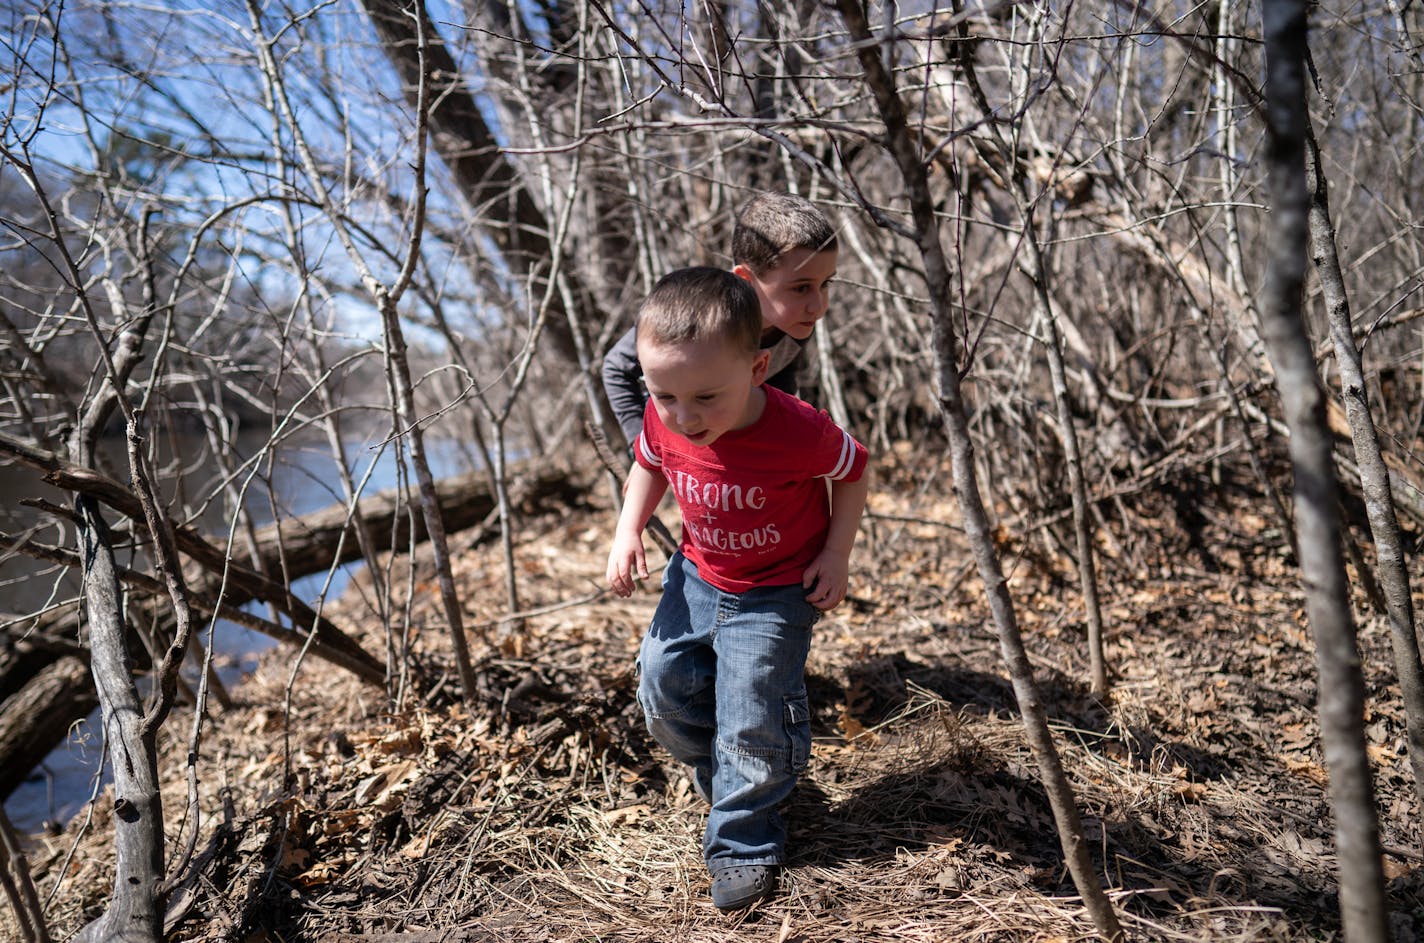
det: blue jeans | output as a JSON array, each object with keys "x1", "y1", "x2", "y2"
[{"x1": 637, "y1": 552, "x2": 818, "y2": 872}]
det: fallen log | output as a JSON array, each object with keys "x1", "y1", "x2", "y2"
[
  {"x1": 0, "y1": 656, "x2": 97, "y2": 800},
  {"x1": 0, "y1": 445, "x2": 590, "y2": 805},
  {"x1": 239, "y1": 465, "x2": 586, "y2": 582},
  {"x1": 0, "y1": 630, "x2": 82, "y2": 705},
  {"x1": 0, "y1": 532, "x2": 387, "y2": 686}
]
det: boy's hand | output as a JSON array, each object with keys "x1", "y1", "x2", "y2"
[
  {"x1": 803, "y1": 548, "x2": 851, "y2": 611},
  {"x1": 607, "y1": 530, "x2": 650, "y2": 597}
]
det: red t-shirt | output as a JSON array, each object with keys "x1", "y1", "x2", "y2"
[{"x1": 635, "y1": 386, "x2": 868, "y2": 592}]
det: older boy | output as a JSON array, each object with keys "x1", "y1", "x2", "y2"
[
  {"x1": 606, "y1": 267, "x2": 869, "y2": 911},
  {"x1": 600, "y1": 191, "x2": 838, "y2": 447}
]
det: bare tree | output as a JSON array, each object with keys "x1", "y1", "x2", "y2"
[
  {"x1": 242, "y1": 0, "x2": 485, "y2": 702},
  {"x1": 947, "y1": 16, "x2": 1112, "y2": 697},
  {"x1": 1258, "y1": 1, "x2": 1387, "y2": 939},
  {"x1": 830, "y1": 2, "x2": 1122, "y2": 938},
  {"x1": 2, "y1": 2, "x2": 470, "y2": 925},
  {"x1": 1304, "y1": 121, "x2": 1424, "y2": 812},
  {"x1": 7, "y1": 0, "x2": 1424, "y2": 936},
  {"x1": 1, "y1": 145, "x2": 172, "y2": 941}
]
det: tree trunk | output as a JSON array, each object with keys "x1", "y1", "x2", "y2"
[
  {"x1": 1305, "y1": 121, "x2": 1424, "y2": 815},
  {"x1": 378, "y1": 291, "x2": 483, "y2": 705},
  {"x1": 359, "y1": 0, "x2": 599, "y2": 374},
  {"x1": 993, "y1": 132, "x2": 1112, "y2": 698},
  {"x1": 1039, "y1": 292, "x2": 1110, "y2": 698},
  {"x1": 11, "y1": 165, "x2": 170, "y2": 943},
  {"x1": 832, "y1": 2, "x2": 1122, "y2": 938},
  {"x1": 69, "y1": 494, "x2": 164, "y2": 943},
  {"x1": 1258, "y1": 2, "x2": 1389, "y2": 939}
]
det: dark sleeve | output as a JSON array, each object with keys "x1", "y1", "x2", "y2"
[
  {"x1": 764, "y1": 338, "x2": 808, "y2": 396},
  {"x1": 600, "y1": 325, "x2": 647, "y2": 447}
]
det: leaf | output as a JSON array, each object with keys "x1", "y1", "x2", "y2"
[
  {"x1": 320, "y1": 808, "x2": 367, "y2": 838},
  {"x1": 840, "y1": 709, "x2": 868, "y2": 742},
  {"x1": 1173, "y1": 781, "x2": 1208, "y2": 801},
  {"x1": 1281, "y1": 755, "x2": 1328, "y2": 786},
  {"x1": 1366, "y1": 742, "x2": 1395, "y2": 763},
  {"x1": 354, "y1": 758, "x2": 419, "y2": 809},
  {"x1": 935, "y1": 867, "x2": 964, "y2": 890},
  {"x1": 293, "y1": 857, "x2": 353, "y2": 888},
  {"x1": 279, "y1": 842, "x2": 311, "y2": 873},
  {"x1": 1384, "y1": 858, "x2": 1413, "y2": 880},
  {"x1": 399, "y1": 832, "x2": 433, "y2": 860},
  {"x1": 604, "y1": 803, "x2": 651, "y2": 825}
]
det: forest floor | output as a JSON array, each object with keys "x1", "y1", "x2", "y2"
[{"x1": 15, "y1": 444, "x2": 1424, "y2": 942}]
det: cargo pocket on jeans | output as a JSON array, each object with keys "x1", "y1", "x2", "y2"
[{"x1": 784, "y1": 693, "x2": 811, "y2": 774}]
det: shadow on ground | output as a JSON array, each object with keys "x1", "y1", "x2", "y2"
[{"x1": 791, "y1": 651, "x2": 1378, "y2": 937}]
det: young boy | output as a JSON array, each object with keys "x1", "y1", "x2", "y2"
[
  {"x1": 606, "y1": 267, "x2": 869, "y2": 911},
  {"x1": 600, "y1": 191, "x2": 839, "y2": 447}
]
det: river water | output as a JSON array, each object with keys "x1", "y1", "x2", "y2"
[{"x1": 0, "y1": 433, "x2": 478, "y2": 836}]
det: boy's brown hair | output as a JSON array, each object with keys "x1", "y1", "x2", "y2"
[
  {"x1": 731, "y1": 192, "x2": 838, "y2": 274},
  {"x1": 637, "y1": 267, "x2": 762, "y2": 356}
]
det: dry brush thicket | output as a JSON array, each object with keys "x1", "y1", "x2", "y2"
[{"x1": 2, "y1": 0, "x2": 1423, "y2": 940}]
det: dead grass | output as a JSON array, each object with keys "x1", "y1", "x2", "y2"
[{"x1": 11, "y1": 450, "x2": 1424, "y2": 942}]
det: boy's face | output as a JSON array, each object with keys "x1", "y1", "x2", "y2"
[
  {"x1": 735, "y1": 247, "x2": 837, "y2": 341},
  {"x1": 639, "y1": 336, "x2": 771, "y2": 447}
]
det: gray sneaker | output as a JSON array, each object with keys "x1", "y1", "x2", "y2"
[{"x1": 710, "y1": 864, "x2": 778, "y2": 911}]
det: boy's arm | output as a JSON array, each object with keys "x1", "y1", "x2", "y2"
[
  {"x1": 802, "y1": 471, "x2": 870, "y2": 611},
  {"x1": 607, "y1": 462, "x2": 670, "y2": 597},
  {"x1": 600, "y1": 326, "x2": 647, "y2": 448}
]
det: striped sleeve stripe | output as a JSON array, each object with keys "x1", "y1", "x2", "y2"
[
  {"x1": 637, "y1": 431, "x2": 662, "y2": 467},
  {"x1": 822, "y1": 430, "x2": 856, "y2": 480}
]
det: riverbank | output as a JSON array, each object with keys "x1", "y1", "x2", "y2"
[{"x1": 12, "y1": 447, "x2": 1424, "y2": 941}]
